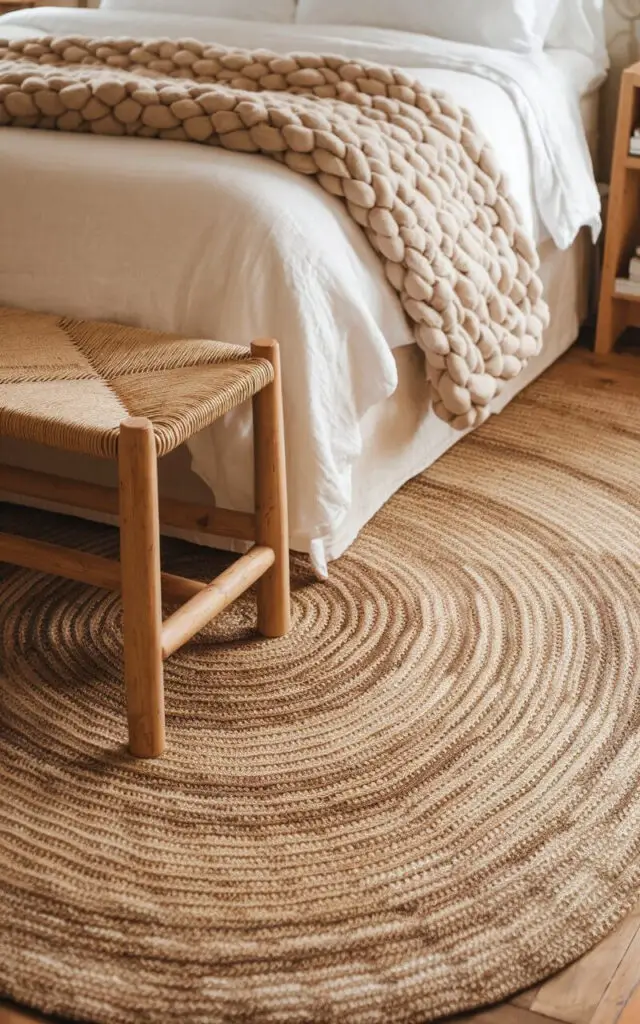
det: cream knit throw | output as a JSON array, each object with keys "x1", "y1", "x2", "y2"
[{"x1": 0, "y1": 35, "x2": 549, "y2": 428}]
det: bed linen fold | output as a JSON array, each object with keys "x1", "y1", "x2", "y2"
[
  {"x1": 0, "y1": 33, "x2": 549, "y2": 431},
  {"x1": 0, "y1": 8, "x2": 601, "y2": 570},
  {"x1": 0, "y1": 7, "x2": 602, "y2": 248}
]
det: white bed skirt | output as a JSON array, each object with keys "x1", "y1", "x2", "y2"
[
  {"x1": 0, "y1": 230, "x2": 590, "y2": 569},
  {"x1": 323, "y1": 230, "x2": 590, "y2": 562}
]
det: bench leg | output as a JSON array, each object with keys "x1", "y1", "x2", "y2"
[
  {"x1": 118, "y1": 417, "x2": 165, "y2": 758},
  {"x1": 251, "y1": 339, "x2": 291, "y2": 638}
]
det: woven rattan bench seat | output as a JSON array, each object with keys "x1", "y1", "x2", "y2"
[
  {"x1": 0, "y1": 306, "x2": 290, "y2": 758},
  {"x1": 0, "y1": 307, "x2": 274, "y2": 458}
]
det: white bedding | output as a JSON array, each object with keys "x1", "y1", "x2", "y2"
[
  {"x1": 0, "y1": 7, "x2": 603, "y2": 570},
  {"x1": 295, "y1": 0, "x2": 560, "y2": 53}
]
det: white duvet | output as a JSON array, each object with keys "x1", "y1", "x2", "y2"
[{"x1": 0, "y1": 7, "x2": 602, "y2": 569}]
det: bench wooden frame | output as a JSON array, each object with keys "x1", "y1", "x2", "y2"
[{"x1": 0, "y1": 339, "x2": 291, "y2": 759}]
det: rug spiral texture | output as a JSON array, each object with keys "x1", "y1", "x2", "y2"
[{"x1": 1, "y1": 351, "x2": 640, "y2": 1023}]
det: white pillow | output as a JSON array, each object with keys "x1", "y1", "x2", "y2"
[
  {"x1": 295, "y1": 0, "x2": 560, "y2": 53},
  {"x1": 100, "y1": 0, "x2": 297, "y2": 21},
  {"x1": 546, "y1": 0, "x2": 607, "y2": 63}
]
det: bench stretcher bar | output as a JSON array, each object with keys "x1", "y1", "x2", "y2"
[{"x1": 0, "y1": 464, "x2": 256, "y2": 543}]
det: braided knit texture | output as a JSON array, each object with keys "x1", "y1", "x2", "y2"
[{"x1": 0, "y1": 34, "x2": 549, "y2": 428}]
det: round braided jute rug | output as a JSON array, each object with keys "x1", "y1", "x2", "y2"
[{"x1": 1, "y1": 350, "x2": 640, "y2": 1024}]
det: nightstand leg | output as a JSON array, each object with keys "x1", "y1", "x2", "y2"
[
  {"x1": 595, "y1": 299, "x2": 628, "y2": 357},
  {"x1": 596, "y1": 70, "x2": 639, "y2": 356}
]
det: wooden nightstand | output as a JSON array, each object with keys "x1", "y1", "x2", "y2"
[
  {"x1": 0, "y1": 1, "x2": 35, "y2": 11},
  {"x1": 596, "y1": 62, "x2": 640, "y2": 354},
  {"x1": 0, "y1": 0, "x2": 88, "y2": 10}
]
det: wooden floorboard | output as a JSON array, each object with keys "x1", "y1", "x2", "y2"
[
  {"x1": 444, "y1": 902, "x2": 640, "y2": 1024},
  {"x1": 512, "y1": 989, "x2": 542, "y2": 1010},
  {"x1": 590, "y1": 927, "x2": 640, "y2": 1024},
  {"x1": 0, "y1": 1010, "x2": 49, "y2": 1024},
  {"x1": 528, "y1": 904, "x2": 640, "y2": 1024},
  {"x1": 618, "y1": 988, "x2": 640, "y2": 1024},
  {"x1": 2, "y1": 344, "x2": 640, "y2": 1024},
  {"x1": 453, "y1": 1009, "x2": 568, "y2": 1024}
]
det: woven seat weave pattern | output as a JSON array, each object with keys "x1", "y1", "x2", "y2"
[{"x1": 0, "y1": 307, "x2": 274, "y2": 458}]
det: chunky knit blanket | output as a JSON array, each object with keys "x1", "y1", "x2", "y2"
[{"x1": 0, "y1": 35, "x2": 549, "y2": 429}]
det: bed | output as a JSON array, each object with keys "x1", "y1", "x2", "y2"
[{"x1": 0, "y1": 2, "x2": 607, "y2": 574}]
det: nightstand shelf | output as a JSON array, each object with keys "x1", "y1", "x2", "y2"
[
  {"x1": 596, "y1": 62, "x2": 640, "y2": 353},
  {"x1": 0, "y1": 1, "x2": 34, "y2": 11},
  {"x1": 614, "y1": 284, "x2": 640, "y2": 302},
  {"x1": 0, "y1": 1, "x2": 88, "y2": 10}
]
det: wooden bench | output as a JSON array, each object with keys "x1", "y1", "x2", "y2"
[{"x1": 0, "y1": 307, "x2": 291, "y2": 758}]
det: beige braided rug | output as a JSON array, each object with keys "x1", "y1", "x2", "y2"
[
  {"x1": 1, "y1": 349, "x2": 640, "y2": 1023},
  {"x1": 0, "y1": 34, "x2": 548, "y2": 430}
]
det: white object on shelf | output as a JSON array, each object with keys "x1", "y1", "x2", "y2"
[
  {"x1": 626, "y1": 248, "x2": 640, "y2": 282},
  {"x1": 615, "y1": 277, "x2": 640, "y2": 297},
  {"x1": 629, "y1": 127, "x2": 640, "y2": 155}
]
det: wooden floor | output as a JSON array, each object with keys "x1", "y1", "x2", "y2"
[
  {"x1": 2, "y1": 346, "x2": 640, "y2": 1024},
  {"x1": 454, "y1": 900, "x2": 640, "y2": 1024}
]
